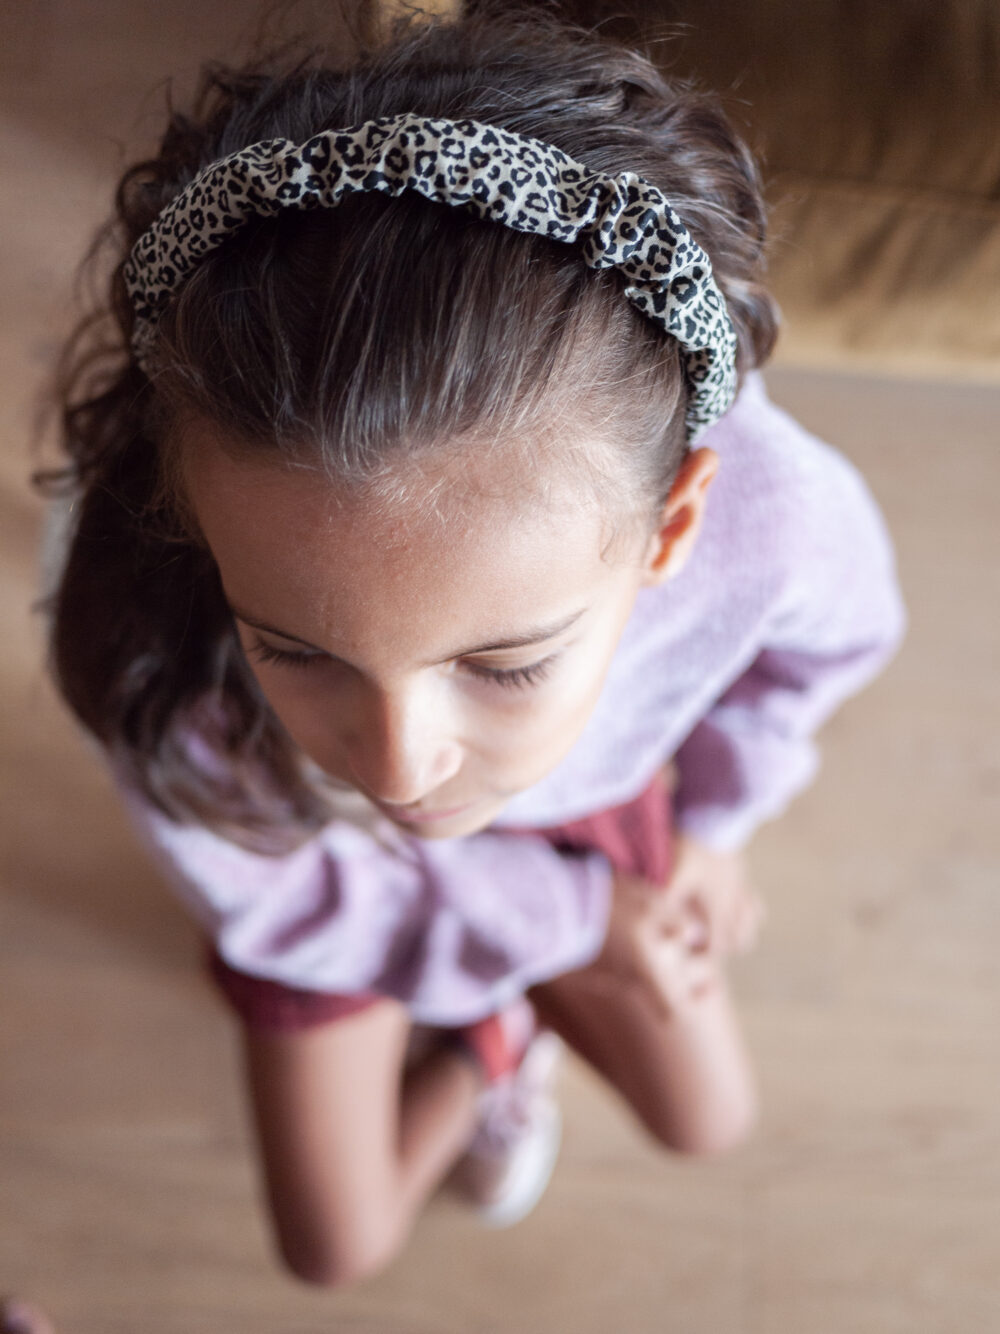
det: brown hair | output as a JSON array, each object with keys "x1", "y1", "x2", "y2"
[{"x1": 40, "y1": 9, "x2": 778, "y2": 850}]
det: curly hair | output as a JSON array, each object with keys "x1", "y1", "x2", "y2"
[{"x1": 40, "y1": 8, "x2": 778, "y2": 850}]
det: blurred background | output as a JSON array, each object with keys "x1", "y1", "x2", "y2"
[{"x1": 2, "y1": 2, "x2": 998, "y2": 1331}]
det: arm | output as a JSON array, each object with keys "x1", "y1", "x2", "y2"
[{"x1": 115, "y1": 781, "x2": 613, "y2": 1025}]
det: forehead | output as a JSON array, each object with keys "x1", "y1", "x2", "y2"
[{"x1": 181, "y1": 427, "x2": 634, "y2": 654}]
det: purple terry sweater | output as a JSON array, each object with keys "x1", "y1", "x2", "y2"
[{"x1": 119, "y1": 373, "x2": 906, "y2": 1024}]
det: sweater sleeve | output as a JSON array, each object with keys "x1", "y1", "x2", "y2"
[
  {"x1": 671, "y1": 432, "x2": 907, "y2": 854},
  {"x1": 117, "y1": 784, "x2": 613, "y2": 1026}
]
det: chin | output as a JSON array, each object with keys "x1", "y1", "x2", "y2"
[{"x1": 381, "y1": 797, "x2": 508, "y2": 840}]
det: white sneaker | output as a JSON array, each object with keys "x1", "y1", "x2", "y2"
[{"x1": 451, "y1": 1029, "x2": 565, "y2": 1228}]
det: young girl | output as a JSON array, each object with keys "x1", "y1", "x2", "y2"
[{"x1": 32, "y1": 6, "x2": 905, "y2": 1298}]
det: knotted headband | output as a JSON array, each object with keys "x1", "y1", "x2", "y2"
[{"x1": 125, "y1": 113, "x2": 738, "y2": 441}]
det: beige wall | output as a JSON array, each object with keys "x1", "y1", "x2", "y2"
[{"x1": 480, "y1": 0, "x2": 1000, "y2": 381}]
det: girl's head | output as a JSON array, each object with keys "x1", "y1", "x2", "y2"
[{"x1": 48, "y1": 10, "x2": 777, "y2": 847}]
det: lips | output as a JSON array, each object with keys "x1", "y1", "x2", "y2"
[{"x1": 379, "y1": 800, "x2": 476, "y2": 825}]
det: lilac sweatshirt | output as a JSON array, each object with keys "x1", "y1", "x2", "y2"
[{"x1": 119, "y1": 373, "x2": 906, "y2": 1024}]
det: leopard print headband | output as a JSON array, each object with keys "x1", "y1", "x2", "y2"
[{"x1": 125, "y1": 113, "x2": 738, "y2": 441}]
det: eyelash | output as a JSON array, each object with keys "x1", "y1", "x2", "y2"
[
  {"x1": 250, "y1": 640, "x2": 323, "y2": 671},
  {"x1": 463, "y1": 655, "x2": 557, "y2": 691},
  {"x1": 248, "y1": 639, "x2": 558, "y2": 690}
]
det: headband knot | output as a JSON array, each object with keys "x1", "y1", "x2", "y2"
[{"x1": 125, "y1": 113, "x2": 739, "y2": 441}]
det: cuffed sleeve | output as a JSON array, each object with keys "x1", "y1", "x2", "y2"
[{"x1": 118, "y1": 786, "x2": 614, "y2": 1026}]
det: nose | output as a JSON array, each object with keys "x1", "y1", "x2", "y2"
[{"x1": 341, "y1": 680, "x2": 463, "y2": 807}]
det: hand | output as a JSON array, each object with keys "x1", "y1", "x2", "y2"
[
  {"x1": 585, "y1": 838, "x2": 764, "y2": 1021},
  {"x1": 595, "y1": 867, "x2": 719, "y2": 1018},
  {"x1": 663, "y1": 832, "x2": 765, "y2": 959}
]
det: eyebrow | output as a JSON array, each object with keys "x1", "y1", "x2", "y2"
[{"x1": 228, "y1": 604, "x2": 588, "y2": 662}]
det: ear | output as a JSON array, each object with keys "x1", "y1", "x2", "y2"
[{"x1": 639, "y1": 446, "x2": 719, "y2": 586}]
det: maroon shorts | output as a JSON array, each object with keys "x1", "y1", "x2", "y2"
[{"x1": 208, "y1": 771, "x2": 675, "y2": 1032}]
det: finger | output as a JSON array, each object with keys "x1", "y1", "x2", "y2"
[
  {"x1": 648, "y1": 859, "x2": 702, "y2": 910},
  {"x1": 643, "y1": 946, "x2": 719, "y2": 1014},
  {"x1": 678, "y1": 891, "x2": 731, "y2": 958},
  {"x1": 732, "y1": 889, "x2": 765, "y2": 954},
  {"x1": 646, "y1": 879, "x2": 706, "y2": 937},
  {"x1": 679, "y1": 906, "x2": 710, "y2": 954},
  {"x1": 636, "y1": 930, "x2": 715, "y2": 1014},
  {"x1": 683, "y1": 949, "x2": 719, "y2": 993}
]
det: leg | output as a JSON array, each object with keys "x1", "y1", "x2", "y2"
[
  {"x1": 528, "y1": 952, "x2": 757, "y2": 1156},
  {"x1": 242, "y1": 998, "x2": 483, "y2": 1287}
]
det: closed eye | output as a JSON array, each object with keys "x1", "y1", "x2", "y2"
[
  {"x1": 250, "y1": 636, "x2": 559, "y2": 691},
  {"x1": 462, "y1": 654, "x2": 558, "y2": 690},
  {"x1": 248, "y1": 639, "x2": 325, "y2": 670}
]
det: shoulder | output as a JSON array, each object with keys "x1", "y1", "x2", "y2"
[
  {"x1": 699, "y1": 373, "x2": 899, "y2": 597},
  {"x1": 707, "y1": 373, "x2": 881, "y2": 523},
  {"x1": 688, "y1": 373, "x2": 905, "y2": 653}
]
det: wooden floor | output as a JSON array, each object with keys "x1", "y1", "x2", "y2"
[{"x1": 2, "y1": 4, "x2": 999, "y2": 1331}]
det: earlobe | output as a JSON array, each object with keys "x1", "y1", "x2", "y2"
[{"x1": 640, "y1": 446, "x2": 719, "y2": 587}]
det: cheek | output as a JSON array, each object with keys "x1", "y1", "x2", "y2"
[
  {"x1": 484, "y1": 655, "x2": 614, "y2": 779},
  {"x1": 513, "y1": 605, "x2": 638, "y2": 761},
  {"x1": 245, "y1": 664, "x2": 345, "y2": 767}
]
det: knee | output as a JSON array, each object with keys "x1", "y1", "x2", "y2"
[
  {"x1": 646, "y1": 1086, "x2": 759, "y2": 1159},
  {"x1": 278, "y1": 1237, "x2": 400, "y2": 1291},
  {"x1": 273, "y1": 1213, "x2": 408, "y2": 1290},
  {"x1": 278, "y1": 1240, "x2": 397, "y2": 1290}
]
